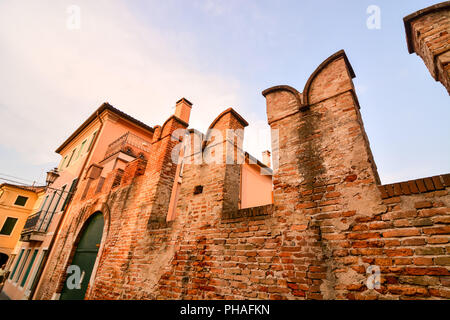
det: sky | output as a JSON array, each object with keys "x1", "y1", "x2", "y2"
[{"x1": 0, "y1": 0, "x2": 449, "y2": 186}]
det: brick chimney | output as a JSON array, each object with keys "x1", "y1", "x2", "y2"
[
  {"x1": 175, "y1": 98, "x2": 192, "y2": 124},
  {"x1": 262, "y1": 150, "x2": 271, "y2": 168}
]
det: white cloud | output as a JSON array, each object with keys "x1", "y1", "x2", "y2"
[
  {"x1": 199, "y1": 0, "x2": 230, "y2": 16},
  {"x1": 0, "y1": 0, "x2": 244, "y2": 166}
]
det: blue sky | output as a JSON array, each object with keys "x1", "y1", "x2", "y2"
[{"x1": 0, "y1": 0, "x2": 449, "y2": 186}]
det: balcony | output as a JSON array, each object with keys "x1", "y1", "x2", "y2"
[
  {"x1": 104, "y1": 132, "x2": 151, "y2": 161},
  {"x1": 20, "y1": 211, "x2": 50, "y2": 242}
]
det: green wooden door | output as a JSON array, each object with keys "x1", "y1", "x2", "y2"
[{"x1": 60, "y1": 213, "x2": 104, "y2": 300}]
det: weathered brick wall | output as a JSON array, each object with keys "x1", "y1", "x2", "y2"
[
  {"x1": 35, "y1": 115, "x2": 189, "y2": 300},
  {"x1": 260, "y1": 50, "x2": 449, "y2": 299},
  {"x1": 35, "y1": 48, "x2": 449, "y2": 300},
  {"x1": 404, "y1": 1, "x2": 450, "y2": 94}
]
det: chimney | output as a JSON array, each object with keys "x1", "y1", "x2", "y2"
[
  {"x1": 174, "y1": 98, "x2": 192, "y2": 124},
  {"x1": 262, "y1": 150, "x2": 271, "y2": 168}
]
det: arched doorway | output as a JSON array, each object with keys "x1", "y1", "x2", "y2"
[{"x1": 60, "y1": 212, "x2": 104, "y2": 300}]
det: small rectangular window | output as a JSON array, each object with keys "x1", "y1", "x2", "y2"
[
  {"x1": 59, "y1": 156, "x2": 68, "y2": 170},
  {"x1": 87, "y1": 131, "x2": 98, "y2": 152},
  {"x1": 194, "y1": 185, "x2": 203, "y2": 194},
  {"x1": 61, "y1": 178, "x2": 78, "y2": 211},
  {"x1": 14, "y1": 195, "x2": 28, "y2": 206},
  {"x1": 66, "y1": 149, "x2": 76, "y2": 168},
  {"x1": 77, "y1": 140, "x2": 87, "y2": 159},
  {"x1": 0, "y1": 217, "x2": 18, "y2": 235}
]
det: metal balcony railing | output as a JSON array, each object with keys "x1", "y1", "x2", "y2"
[
  {"x1": 22, "y1": 211, "x2": 42, "y2": 234},
  {"x1": 21, "y1": 209, "x2": 54, "y2": 241},
  {"x1": 104, "y1": 132, "x2": 151, "y2": 160}
]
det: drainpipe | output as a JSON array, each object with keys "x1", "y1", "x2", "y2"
[{"x1": 29, "y1": 110, "x2": 104, "y2": 300}]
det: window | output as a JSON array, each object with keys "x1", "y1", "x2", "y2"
[
  {"x1": 37, "y1": 191, "x2": 56, "y2": 231},
  {"x1": 9, "y1": 249, "x2": 24, "y2": 280},
  {"x1": 14, "y1": 195, "x2": 28, "y2": 206},
  {"x1": 87, "y1": 131, "x2": 98, "y2": 152},
  {"x1": 44, "y1": 185, "x2": 66, "y2": 231},
  {"x1": 194, "y1": 185, "x2": 203, "y2": 194},
  {"x1": 15, "y1": 249, "x2": 30, "y2": 283},
  {"x1": 56, "y1": 185, "x2": 66, "y2": 212},
  {"x1": 28, "y1": 249, "x2": 47, "y2": 292},
  {"x1": 76, "y1": 140, "x2": 87, "y2": 160},
  {"x1": 0, "y1": 217, "x2": 18, "y2": 235},
  {"x1": 39, "y1": 195, "x2": 49, "y2": 211},
  {"x1": 66, "y1": 148, "x2": 76, "y2": 168},
  {"x1": 61, "y1": 178, "x2": 78, "y2": 211},
  {"x1": 20, "y1": 249, "x2": 38, "y2": 287},
  {"x1": 59, "y1": 155, "x2": 68, "y2": 170}
]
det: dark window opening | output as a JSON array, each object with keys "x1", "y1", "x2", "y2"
[
  {"x1": 14, "y1": 195, "x2": 28, "y2": 206},
  {"x1": 194, "y1": 185, "x2": 203, "y2": 195},
  {"x1": 0, "y1": 217, "x2": 18, "y2": 235}
]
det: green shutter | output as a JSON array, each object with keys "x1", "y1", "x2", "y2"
[
  {"x1": 9, "y1": 249, "x2": 24, "y2": 279},
  {"x1": 28, "y1": 250, "x2": 47, "y2": 292},
  {"x1": 44, "y1": 185, "x2": 66, "y2": 231},
  {"x1": 59, "y1": 156, "x2": 68, "y2": 170},
  {"x1": 77, "y1": 140, "x2": 87, "y2": 159},
  {"x1": 37, "y1": 191, "x2": 56, "y2": 231},
  {"x1": 87, "y1": 131, "x2": 98, "y2": 152},
  {"x1": 15, "y1": 249, "x2": 30, "y2": 283},
  {"x1": 61, "y1": 178, "x2": 78, "y2": 211},
  {"x1": 39, "y1": 195, "x2": 49, "y2": 211},
  {"x1": 20, "y1": 249, "x2": 38, "y2": 287},
  {"x1": 66, "y1": 148, "x2": 76, "y2": 168}
]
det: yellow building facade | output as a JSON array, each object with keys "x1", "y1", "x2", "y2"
[{"x1": 0, "y1": 184, "x2": 45, "y2": 269}]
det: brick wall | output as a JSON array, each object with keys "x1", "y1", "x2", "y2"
[
  {"x1": 404, "y1": 1, "x2": 450, "y2": 94},
  {"x1": 35, "y1": 25, "x2": 449, "y2": 300}
]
